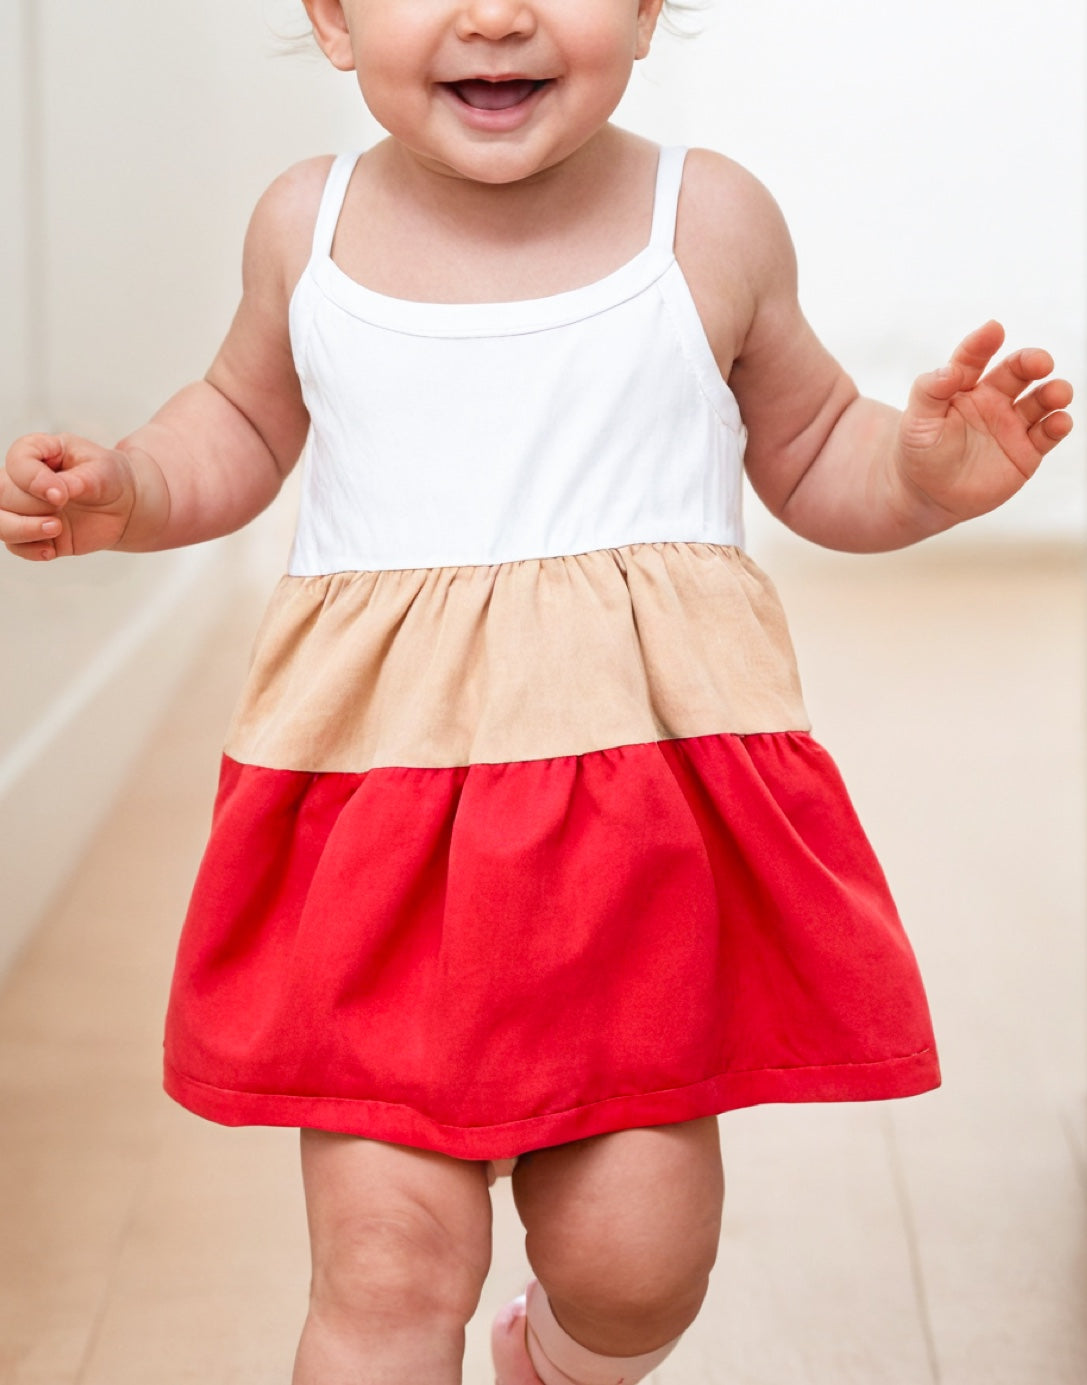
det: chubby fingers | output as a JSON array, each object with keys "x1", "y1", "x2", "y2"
[
  {"x1": 979, "y1": 345, "x2": 1062, "y2": 404},
  {"x1": 0, "y1": 483, "x2": 64, "y2": 562},
  {"x1": 1015, "y1": 375, "x2": 1074, "y2": 425},
  {"x1": 943, "y1": 320, "x2": 1008, "y2": 391},
  {"x1": 1017, "y1": 383, "x2": 1075, "y2": 457},
  {"x1": 4, "y1": 433, "x2": 88, "y2": 509},
  {"x1": 1, "y1": 433, "x2": 80, "y2": 560},
  {"x1": 911, "y1": 321, "x2": 1074, "y2": 429},
  {"x1": 0, "y1": 505, "x2": 65, "y2": 550},
  {"x1": 985, "y1": 349, "x2": 1075, "y2": 455},
  {"x1": 906, "y1": 321, "x2": 1005, "y2": 424},
  {"x1": 944, "y1": 323, "x2": 1070, "y2": 410}
]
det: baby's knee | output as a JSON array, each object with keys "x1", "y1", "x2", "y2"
[
  {"x1": 515, "y1": 1120, "x2": 724, "y2": 1354},
  {"x1": 309, "y1": 1203, "x2": 488, "y2": 1331},
  {"x1": 546, "y1": 1259, "x2": 713, "y2": 1350},
  {"x1": 528, "y1": 1216, "x2": 718, "y2": 1352}
]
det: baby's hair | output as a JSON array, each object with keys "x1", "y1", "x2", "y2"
[
  {"x1": 660, "y1": 0, "x2": 707, "y2": 37},
  {"x1": 267, "y1": 3, "x2": 319, "y2": 57}
]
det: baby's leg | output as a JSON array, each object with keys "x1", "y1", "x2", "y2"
[
  {"x1": 504, "y1": 1117, "x2": 723, "y2": 1380},
  {"x1": 292, "y1": 1130, "x2": 492, "y2": 1385}
]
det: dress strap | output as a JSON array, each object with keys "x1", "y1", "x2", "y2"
[
  {"x1": 648, "y1": 146, "x2": 689, "y2": 252},
  {"x1": 310, "y1": 152, "x2": 362, "y2": 260}
]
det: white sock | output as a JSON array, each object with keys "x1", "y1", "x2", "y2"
[{"x1": 524, "y1": 1279, "x2": 680, "y2": 1385}]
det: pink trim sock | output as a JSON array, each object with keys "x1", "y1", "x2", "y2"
[{"x1": 524, "y1": 1279, "x2": 680, "y2": 1385}]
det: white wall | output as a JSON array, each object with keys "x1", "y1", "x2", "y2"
[{"x1": 0, "y1": 3, "x2": 32, "y2": 433}]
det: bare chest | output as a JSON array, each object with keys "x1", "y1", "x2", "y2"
[{"x1": 330, "y1": 192, "x2": 653, "y2": 305}]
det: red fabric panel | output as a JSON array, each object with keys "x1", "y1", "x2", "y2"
[{"x1": 163, "y1": 733, "x2": 939, "y2": 1159}]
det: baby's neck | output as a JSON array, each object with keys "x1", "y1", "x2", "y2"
[
  {"x1": 387, "y1": 123, "x2": 633, "y2": 226},
  {"x1": 333, "y1": 127, "x2": 661, "y2": 305}
]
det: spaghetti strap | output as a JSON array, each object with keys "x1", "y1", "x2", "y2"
[
  {"x1": 648, "y1": 146, "x2": 688, "y2": 251},
  {"x1": 310, "y1": 152, "x2": 362, "y2": 260}
]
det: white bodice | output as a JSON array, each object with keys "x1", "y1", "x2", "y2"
[{"x1": 287, "y1": 146, "x2": 746, "y2": 575}]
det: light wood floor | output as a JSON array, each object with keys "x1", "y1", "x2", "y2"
[{"x1": 1, "y1": 541, "x2": 1084, "y2": 1384}]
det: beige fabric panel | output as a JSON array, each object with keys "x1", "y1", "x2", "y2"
[{"x1": 225, "y1": 543, "x2": 810, "y2": 773}]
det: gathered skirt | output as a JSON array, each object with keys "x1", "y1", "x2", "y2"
[{"x1": 163, "y1": 542, "x2": 939, "y2": 1159}]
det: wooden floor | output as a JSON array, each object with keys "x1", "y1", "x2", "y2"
[{"x1": 1, "y1": 541, "x2": 1084, "y2": 1384}]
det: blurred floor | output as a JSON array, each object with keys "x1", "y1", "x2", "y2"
[{"x1": 0, "y1": 542, "x2": 1084, "y2": 1385}]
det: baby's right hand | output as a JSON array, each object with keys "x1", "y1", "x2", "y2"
[{"x1": 0, "y1": 433, "x2": 140, "y2": 561}]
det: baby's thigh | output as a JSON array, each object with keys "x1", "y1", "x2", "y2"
[
  {"x1": 511, "y1": 1117, "x2": 724, "y2": 1304},
  {"x1": 300, "y1": 1131, "x2": 493, "y2": 1320}
]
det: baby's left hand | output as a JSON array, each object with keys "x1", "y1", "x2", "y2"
[{"x1": 895, "y1": 321, "x2": 1074, "y2": 524}]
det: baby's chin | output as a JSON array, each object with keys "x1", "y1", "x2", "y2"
[{"x1": 392, "y1": 140, "x2": 576, "y2": 191}]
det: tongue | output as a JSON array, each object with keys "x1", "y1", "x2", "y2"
[{"x1": 453, "y1": 79, "x2": 538, "y2": 111}]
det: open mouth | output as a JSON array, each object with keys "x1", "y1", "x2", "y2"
[{"x1": 446, "y1": 78, "x2": 550, "y2": 112}]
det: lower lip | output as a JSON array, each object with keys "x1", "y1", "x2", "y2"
[{"x1": 439, "y1": 80, "x2": 552, "y2": 133}]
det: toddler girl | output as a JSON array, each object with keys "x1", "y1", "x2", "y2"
[{"x1": 0, "y1": 1, "x2": 1073, "y2": 1382}]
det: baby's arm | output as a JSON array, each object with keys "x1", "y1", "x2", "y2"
[
  {"x1": 687, "y1": 154, "x2": 1074, "y2": 552},
  {"x1": 0, "y1": 160, "x2": 327, "y2": 561}
]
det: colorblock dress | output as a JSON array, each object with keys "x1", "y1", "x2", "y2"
[{"x1": 163, "y1": 147, "x2": 940, "y2": 1160}]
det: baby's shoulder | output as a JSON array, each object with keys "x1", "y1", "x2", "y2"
[
  {"x1": 678, "y1": 148, "x2": 796, "y2": 279},
  {"x1": 257, "y1": 155, "x2": 338, "y2": 221},
  {"x1": 241, "y1": 156, "x2": 337, "y2": 294},
  {"x1": 674, "y1": 149, "x2": 800, "y2": 374}
]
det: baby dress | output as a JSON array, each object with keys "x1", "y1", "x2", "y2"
[{"x1": 163, "y1": 147, "x2": 940, "y2": 1160}]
